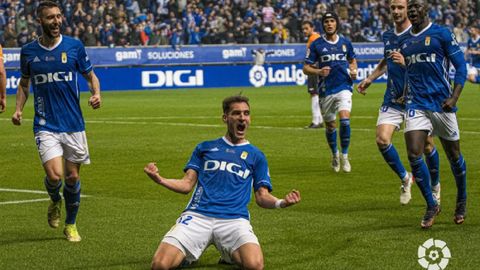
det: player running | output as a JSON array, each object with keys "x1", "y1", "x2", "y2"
[
  {"x1": 465, "y1": 24, "x2": 480, "y2": 84},
  {"x1": 144, "y1": 95, "x2": 301, "y2": 269},
  {"x1": 302, "y1": 20, "x2": 324, "y2": 129},
  {"x1": 392, "y1": 0, "x2": 467, "y2": 229},
  {"x1": 303, "y1": 12, "x2": 358, "y2": 173},
  {"x1": 357, "y1": 0, "x2": 440, "y2": 205},
  {"x1": 12, "y1": 1, "x2": 101, "y2": 241}
]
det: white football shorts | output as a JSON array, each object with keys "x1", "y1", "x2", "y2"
[
  {"x1": 404, "y1": 109, "x2": 460, "y2": 141},
  {"x1": 34, "y1": 131, "x2": 91, "y2": 164},
  {"x1": 162, "y1": 211, "x2": 259, "y2": 264},
  {"x1": 320, "y1": 90, "x2": 352, "y2": 122},
  {"x1": 376, "y1": 106, "x2": 405, "y2": 130}
]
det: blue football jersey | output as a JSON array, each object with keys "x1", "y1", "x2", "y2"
[
  {"x1": 20, "y1": 35, "x2": 93, "y2": 133},
  {"x1": 183, "y1": 137, "x2": 272, "y2": 220},
  {"x1": 382, "y1": 26, "x2": 411, "y2": 111},
  {"x1": 467, "y1": 36, "x2": 480, "y2": 68},
  {"x1": 401, "y1": 23, "x2": 466, "y2": 112},
  {"x1": 305, "y1": 35, "x2": 356, "y2": 97}
]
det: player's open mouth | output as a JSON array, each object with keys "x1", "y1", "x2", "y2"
[{"x1": 237, "y1": 123, "x2": 246, "y2": 133}]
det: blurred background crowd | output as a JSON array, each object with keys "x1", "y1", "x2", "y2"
[{"x1": 0, "y1": 0, "x2": 478, "y2": 48}]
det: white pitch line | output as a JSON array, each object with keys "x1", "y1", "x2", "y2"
[
  {"x1": 2, "y1": 117, "x2": 480, "y2": 134},
  {"x1": 0, "y1": 188, "x2": 92, "y2": 206},
  {"x1": 0, "y1": 198, "x2": 51, "y2": 205}
]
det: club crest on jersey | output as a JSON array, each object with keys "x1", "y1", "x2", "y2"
[
  {"x1": 61, "y1": 52, "x2": 67, "y2": 63},
  {"x1": 241, "y1": 151, "x2": 248, "y2": 160},
  {"x1": 425, "y1": 36, "x2": 430, "y2": 46},
  {"x1": 342, "y1": 44, "x2": 347, "y2": 52}
]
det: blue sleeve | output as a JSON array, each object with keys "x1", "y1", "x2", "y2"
[
  {"x1": 442, "y1": 30, "x2": 466, "y2": 86},
  {"x1": 347, "y1": 40, "x2": 356, "y2": 60},
  {"x1": 184, "y1": 144, "x2": 203, "y2": 173},
  {"x1": 76, "y1": 42, "x2": 93, "y2": 74},
  {"x1": 20, "y1": 47, "x2": 29, "y2": 77},
  {"x1": 252, "y1": 152, "x2": 272, "y2": 192},
  {"x1": 305, "y1": 41, "x2": 317, "y2": 64}
]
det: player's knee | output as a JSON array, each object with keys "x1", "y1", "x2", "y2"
[
  {"x1": 65, "y1": 172, "x2": 80, "y2": 182},
  {"x1": 46, "y1": 171, "x2": 62, "y2": 182},
  {"x1": 151, "y1": 257, "x2": 172, "y2": 270},
  {"x1": 375, "y1": 135, "x2": 390, "y2": 148},
  {"x1": 242, "y1": 257, "x2": 264, "y2": 270}
]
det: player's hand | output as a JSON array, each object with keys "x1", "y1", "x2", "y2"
[
  {"x1": 442, "y1": 97, "x2": 458, "y2": 112},
  {"x1": 357, "y1": 78, "x2": 371, "y2": 95},
  {"x1": 317, "y1": 66, "x2": 331, "y2": 77},
  {"x1": 390, "y1": 51, "x2": 405, "y2": 66},
  {"x1": 349, "y1": 69, "x2": 357, "y2": 80},
  {"x1": 282, "y1": 189, "x2": 301, "y2": 208},
  {"x1": 144, "y1": 162, "x2": 161, "y2": 183},
  {"x1": 11, "y1": 111, "x2": 22, "y2": 125},
  {"x1": 0, "y1": 96, "x2": 5, "y2": 113},
  {"x1": 88, "y1": 94, "x2": 101, "y2": 109}
]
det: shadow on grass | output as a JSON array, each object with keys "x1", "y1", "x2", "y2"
[{"x1": 0, "y1": 235, "x2": 64, "y2": 246}]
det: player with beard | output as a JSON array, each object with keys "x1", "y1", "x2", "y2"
[
  {"x1": 144, "y1": 95, "x2": 301, "y2": 269},
  {"x1": 357, "y1": 0, "x2": 440, "y2": 205},
  {"x1": 303, "y1": 12, "x2": 358, "y2": 173},
  {"x1": 391, "y1": 0, "x2": 467, "y2": 228},
  {"x1": 12, "y1": 1, "x2": 101, "y2": 241}
]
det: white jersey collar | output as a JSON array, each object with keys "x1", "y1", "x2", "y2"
[
  {"x1": 410, "y1": 22, "x2": 432, "y2": 37},
  {"x1": 322, "y1": 34, "x2": 339, "y2": 45},
  {"x1": 394, "y1": 25, "x2": 412, "y2": 36},
  {"x1": 222, "y1": 136, "x2": 250, "y2": 146},
  {"x1": 38, "y1": 35, "x2": 63, "y2": 51}
]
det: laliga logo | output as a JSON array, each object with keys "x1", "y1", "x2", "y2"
[
  {"x1": 249, "y1": 65, "x2": 267, "y2": 87},
  {"x1": 418, "y1": 238, "x2": 451, "y2": 270},
  {"x1": 249, "y1": 65, "x2": 306, "y2": 87}
]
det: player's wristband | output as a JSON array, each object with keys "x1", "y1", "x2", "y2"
[{"x1": 275, "y1": 199, "x2": 285, "y2": 209}]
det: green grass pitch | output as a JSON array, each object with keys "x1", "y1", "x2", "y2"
[{"x1": 0, "y1": 83, "x2": 479, "y2": 269}]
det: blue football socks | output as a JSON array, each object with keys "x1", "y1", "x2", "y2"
[
  {"x1": 340, "y1": 119, "x2": 351, "y2": 155},
  {"x1": 44, "y1": 177, "x2": 62, "y2": 202},
  {"x1": 449, "y1": 154, "x2": 467, "y2": 202},
  {"x1": 326, "y1": 128, "x2": 338, "y2": 155},
  {"x1": 63, "y1": 181, "x2": 81, "y2": 225},
  {"x1": 425, "y1": 147, "x2": 440, "y2": 187},
  {"x1": 409, "y1": 156, "x2": 436, "y2": 207},
  {"x1": 380, "y1": 144, "x2": 408, "y2": 180}
]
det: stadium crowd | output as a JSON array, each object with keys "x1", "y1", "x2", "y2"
[{"x1": 0, "y1": 0, "x2": 478, "y2": 48}]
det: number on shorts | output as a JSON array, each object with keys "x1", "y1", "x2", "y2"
[
  {"x1": 35, "y1": 137, "x2": 41, "y2": 149},
  {"x1": 381, "y1": 106, "x2": 389, "y2": 112},
  {"x1": 408, "y1": 109, "x2": 415, "y2": 117},
  {"x1": 178, "y1": 215, "x2": 193, "y2": 225}
]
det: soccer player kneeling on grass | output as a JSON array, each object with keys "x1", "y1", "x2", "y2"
[{"x1": 144, "y1": 95, "x2": 301, "y2": 270}]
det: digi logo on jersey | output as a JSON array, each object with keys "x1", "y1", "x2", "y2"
[
  {"x1": 320, "y1": 53, "x2": 346, "y2": 62},
  {"x1": 204, "y1": 160, "x2": 251, "y2": 179},
  {"x1": 141, "y1": 70, "x2": 204, "y2": 87},
  {"x1": 33, "y1": 72, "x2": 73, "y2": 85},
  {"x1": 406, "y1": 53, "x2": 436, "y2": 65}
]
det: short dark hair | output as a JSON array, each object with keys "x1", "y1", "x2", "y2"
[
  {"x1": 302, "y1": 20, "x2": 314, "y2": 28},
  {"x1": 223, "y1": 95, "x2": 250, "y2": 114},
  {"x1": 36, "y1": 1, "x2": 61, "y2": 17}
]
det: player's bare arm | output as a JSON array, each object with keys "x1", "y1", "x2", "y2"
[
  {"x1": 11, "y1": 76, "x2": 30, "y2": 125},
  {"x1": 254, "y1": 186, "x2": 301, "y2": 209},
  {"x1": 357, "y1": 58, "x2": 387, "y2": 95},
  {"x1": 348, "y1": 58, "x2": 358, "y2": 80},
  {"x1": 303, "y1": 64, "x2": 331, "y2": 77},
  {"x1": 442, "y1": 83, "x2": 463, "y2": 112},
  {"x1": 144, "y1": 163, "x2": 198, "y2": 194},
  {"x1": 82, "y1": 71, "x2": 101, "y2": 109}
]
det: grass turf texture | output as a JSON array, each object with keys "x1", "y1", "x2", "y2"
[{"x1": 0, "y1": 83, "x2": 479, "y2": 269}]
